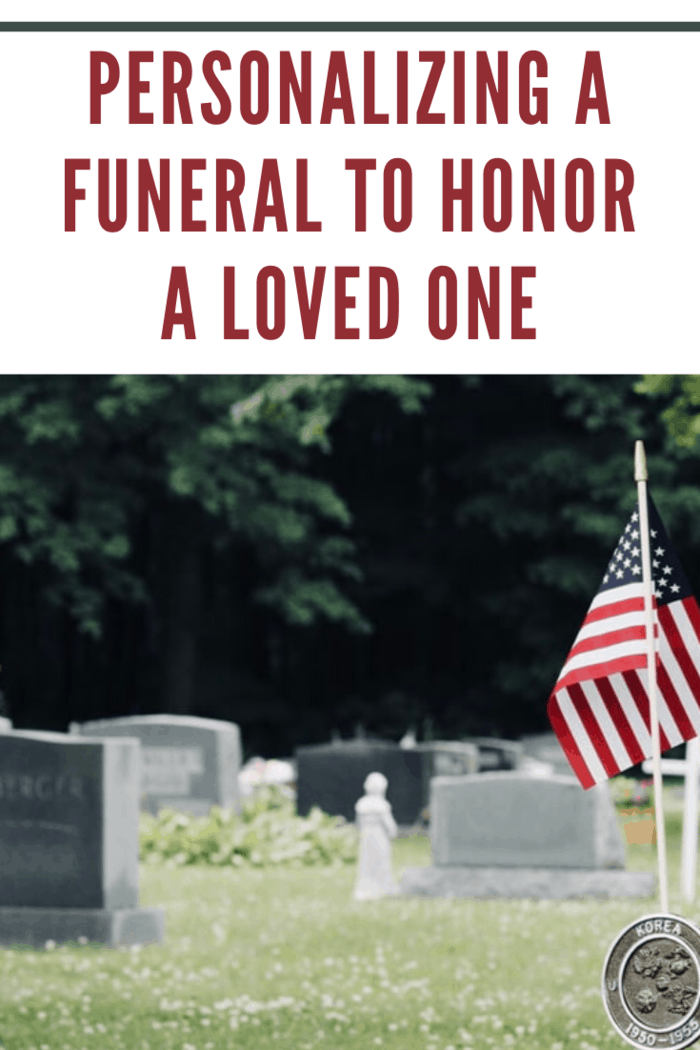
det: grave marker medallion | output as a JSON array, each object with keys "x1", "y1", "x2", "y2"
[{"x1": 603, "y1": 914, "x2": 700, "y2": 1049}]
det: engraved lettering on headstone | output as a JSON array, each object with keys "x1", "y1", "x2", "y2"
[
  {"x1": 0, "y1": 773, "x2": 86, "y2": 803},
  {"x1": 141, "y1": 747, "x2": 204, "y2": 796}
]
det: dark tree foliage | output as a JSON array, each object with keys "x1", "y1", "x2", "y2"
[{"x1": 0, "y1": 374, "x2": 697, "y2": 756}]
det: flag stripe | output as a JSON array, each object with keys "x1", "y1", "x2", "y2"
[
  {"x1": 549, "y1": 689, "x2": 605, "y2": 786},
  {"x1": 657, "y1": 687, "x2": 685, "y2": 750},
  {"x1": 683, "y1": 595, "x2": 700, "y2": 644},
  {"x1": 595, "y1": 675, "x2": 646, "y2": 766},
  {"x1": 547, "y1": 693, "x2": 595, "y2": 788},
  {"x1": 664, "y1": 601, "x2": 700, "y2": 707},
  {"x1": 584, "y1": 597, "x2": 646, "y2": 624},
  {"x1": 558, "y1": 637, "x2": 653, "y2": 679},
  {"x1": 556, "y1": 652, "x2": 647, "y2": 693},
  {"x1": 568, "y1": 624, "x2": 647, "y2": 659},
  {"x1": 657, "y1": 660, "x2": 695, "y2": 744},
  {"x1": 566, "y1": 682, "x2": 620, "y2": 777},
  {"x1": 575, "y1": 609, "x2": 646, "y2": 642},
  {"x1": 608, "y1": 671, "x2": 653, "y2": 758},
  {"x1": 589, "y1": 583, "x2": 644, "y2": 610},
  {"x1": 656, "y1": 615, "x2": 700, "y2": 736},
  {"x1": 623, "y1": 669, "x2": 672, "y2": 754},
  {"x1": 579, "y1": 679, "x2": 634, "y2": 771}
]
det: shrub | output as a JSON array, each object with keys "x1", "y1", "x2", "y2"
[{"x1": 139, "y1": 786, "x2": 358, "y2": 868}]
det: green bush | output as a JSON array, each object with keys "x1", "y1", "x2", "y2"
[{"x1": 139, "y1": 786, "x2": 358, "y2": 868}]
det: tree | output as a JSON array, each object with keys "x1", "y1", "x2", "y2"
[
  {"x1": 0, "y1": 375, "x2": 428, "y2": 726},
  {"x1": 4, "y1": 373, "x2": 694, "y2": 752},
  {"x1": 322, "y1": 375, "x2": 699, "y2": 740}
]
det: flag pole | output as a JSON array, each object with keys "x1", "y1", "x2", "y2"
[{"x1": 635, "y1": 439, "x2": 669, "y2": 914}]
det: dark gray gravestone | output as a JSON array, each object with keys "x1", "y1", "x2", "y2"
[
  {"x1": 0, "y1": 731, "x2": 164, "y2": 947},
  {"x1": 71, "y1": 714, "x2": 241, "y2": 816},
  {"x1": 295, "y1": 740, "x2": 478, "y2": 825}
]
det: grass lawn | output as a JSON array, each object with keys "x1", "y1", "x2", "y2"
[{"x1": 0, "y1": 786, "x2": 696, "y2": 1050}]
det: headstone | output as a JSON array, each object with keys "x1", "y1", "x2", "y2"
[
  {"x1": 431, "y1": 771, "x2": 625, "y2": 868},
  {"x1": 641, "y1": 737, "x2": 700, "y2": 903},
  {"x1": 353, "y1": 772, "x2": 399, "y2": 900},
  {"x1": 295, "y1": 739, "x2": 478, "y2": 826},
  {"x1": 70, "y1": 714, "x2": 241, "y2": 816},
  {"x1": 400, "y1": 771, "x2": 655, "y2": 900},
  {"x1": 464, "y1": 737, "x2": 523, "y2": 772},
  {"x1": 519, "y1": 731, "x2": 573, "y2": 775},
  {"x1": 0, "y1": 730, "x2": 164, "y2": 947}
]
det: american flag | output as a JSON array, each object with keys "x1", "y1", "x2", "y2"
[{"x1": 548, "y1": 498, "x2": 700, "y2": 789}]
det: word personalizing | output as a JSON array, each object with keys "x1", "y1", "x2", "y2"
[{"x1": 88, "y1": 49, "x2": 609, "y2": 127}]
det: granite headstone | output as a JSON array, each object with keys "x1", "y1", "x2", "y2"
[
  {"x1": 464, "y1": 737, "x2": 523, "y2": 772},
  {"x1": 0, "y1": 730, "x2": 164, "y2": 947},
  {"x1": 400, "y1": 770, "x2": 655, "y2": 900},
  {"x1": 519, "y1": 731, "x2": 573, "y2": 775},
  {"x1": 295, "y1": 739, "x2": 478, "y2": 825},
  {"x1": 430, "y1": 771, "x2": 625, "y2": 868},
  {"x1": 71, "y1": 714, "x2": 241, "y2": 816}
]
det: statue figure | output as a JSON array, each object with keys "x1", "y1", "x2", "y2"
[{"x1": 353, "y1": 771, "x2": 399, "y2": 900}]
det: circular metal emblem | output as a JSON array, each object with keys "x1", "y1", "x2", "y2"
[{"x1": 602, "y1": 914, "x2": 700, "y2": 1049}]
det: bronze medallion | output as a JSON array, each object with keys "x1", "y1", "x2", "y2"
[{"x1": 603, "y1": 914, "x2": 700, "y2": 1049}]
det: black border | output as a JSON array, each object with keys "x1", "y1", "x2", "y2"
[{"x1": 0, "y1": 21, "x2": 699, "y2": 32}]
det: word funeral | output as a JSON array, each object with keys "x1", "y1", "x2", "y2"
[
  {"x1": 64, "y1": 46, "x2": 635, "y2": 342},
  {"x1": 65, "y1": 157, "x2": 633, "y2": 235}
]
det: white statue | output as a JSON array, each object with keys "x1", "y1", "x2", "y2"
[{"x1": 353, "y1": 771, "x2": 399, "y2": 901}]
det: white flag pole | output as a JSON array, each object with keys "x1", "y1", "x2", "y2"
[
  {"x1": 681, "y1": 736, "x2": 700, "y2": 904},
  {"x1": 635, "y1": 439, "x2": 669, "y2": 914}
]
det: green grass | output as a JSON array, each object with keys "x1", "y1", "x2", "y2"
[{"x1": 0, "y1": 788, "x2": 696, "y2": 1050}]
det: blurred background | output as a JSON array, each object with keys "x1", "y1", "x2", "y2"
[{"x1": 0, "y1": 373, "x2": 697, "y2": 758}]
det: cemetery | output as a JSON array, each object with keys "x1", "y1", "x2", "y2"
[
  {"x1": 4, "y1": 377, "x2": 700, "y2": 1049},
  {"x1": 0, "y1": 712, "x2": 690, "y2": 1050},
  {"x1": 0, "y1": 772, "x2": 688, "y2": 1050}
]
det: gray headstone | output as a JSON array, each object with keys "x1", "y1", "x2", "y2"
[
  {"x1": 519, "y1": 731, "x2": 572, "y2": 775},
  {"x1": 295, "y1": 739, "x2": 478, "y2": 825},
  {"x1": 71, "y1": 714, "x2": 241, "y2": 816},
  {"x1": 0, "y1": 730, "x2": 163, "y2": 946},
  {"x1": 464, "y1": 737, "x2": 523, "y2": 772},
  {"x1": 429, "y1": 771, "x2": 625, "y2": 869}
]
